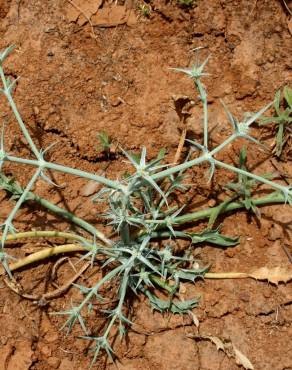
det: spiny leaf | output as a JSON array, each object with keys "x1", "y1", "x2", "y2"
[
  {"x1": 234, "y1": 346, "x2": 254, "y2": 370},
  {"x1": 249, "y1": 266, "x2": 292, "y2": 285},
  {"x1": 208, "y1": 198, "x2": 233, "y2": 228},
  {"x1": 143, "y1": 289, "x2": 199, "y2": 314},
  {"x1": 173, "y1": 265, "x2": 209, "y2": 282},
  {"x1": 188, "y1": 334, "x2": 254, "y2": 370},
  {"x1": 189, "y1": 228, "x2": 239, "y2": 247}
]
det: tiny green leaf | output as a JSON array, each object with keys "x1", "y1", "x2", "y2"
[{"x1": 283, "y1": 86, "x2": 292, "y2": 108}]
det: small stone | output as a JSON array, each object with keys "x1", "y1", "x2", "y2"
[
  {"x1": 0, "y1": 336, "x2": 8, "y2": 345},
  {"x1": 59, "y1": 358, "x2": 75, "y2": 370},
  {"x1": 111, "y1": 97, "x2": 122, "y2": 107},
  {"x1": 255, "y1": 57, "x2": 265, "y2": 66},
  {"x1": 263, "y1": 288, "x2": 272, "y2": 298},
  {"x1": 208, "y1": 199, "x2": 216, "y2": 207},
  {"x1": 47, "y1": 51, "x2": 54, "y2": 57},
  {"x1": 275, "y1": 25, "x2": 282, "y2": 32},
  {"x1": 271, "y1": 207, "x2": 291, "y2": 223},
  {"x1": 47, "y1": 356, "x2": 61, "y2": 369},
  {"x1": 239, "y1": 292, "x2": 250, "y2": 302},
  {"x1": 235, "y1": 77, "x2": 258, "y2": 99},
  {"x1": 49, "y1": 107, "x2": 56, "y2": 114},
  {"x1": 89, "y1": 206, "x2": 98, "y2": 217},
  {"x1": 39, "y1": 343, "x2": 52, "y2": 357},
  {"x1": 80, "y1": 180, "x2": 100, "y2": 197},
  {"x1": 227, "y1": 43, "x2": 236, "y2": 51},
  {"x1": 44, "y1": 331, "x2": 59, "y2": 343},
  {"x1": 87, "y1": 86, "x2": 94, "y2": 93},
  {"x1": 267, "y1": 223, "x2": 282, "y2": 241},
  {"x1": 225, "y1": 248, "x2": 236, "y2": 258},
  {"x1": 33, "y1": 106, "x2": 39, "y2": 115}
]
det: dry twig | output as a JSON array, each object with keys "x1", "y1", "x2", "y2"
[{"x1": 3, "y1": 262, "x2": 90, "y2": 304}]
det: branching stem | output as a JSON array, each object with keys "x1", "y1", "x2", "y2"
[
  {"x1": 6, "y1": 155, "x2": 121, "y2": 190},
  {"x1": 196, "y1": 79, "x2": 208, "y2": 148},
  {"x1": 0, "y1": 67, "x2": 41, "y2": 159}
]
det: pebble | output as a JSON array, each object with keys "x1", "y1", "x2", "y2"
[
  {"x1": 44, "y1": 331, "x2": 59, "y2": 343},
  {"x1": 39, "y1": 343, "x2": 52, "y2": 357},
  {"x1": 208, "y1": 199, "x2": 216, "y2": 207},
  {"x1": 235, "y1": 77, "x2": 257, "y2": 99},
  {"x1": 267, "y1": 223, "x2": 282, "y2": 241},
  {"x1": 225, "y1": 248, "x2": 237, "y2": 258},
  {"x1": 263, "y1": 288, "x2": 272, "y2": 299},
  {"x1": 47, "y1": 356, "x2": 61, "y2": 369},
  {"x1": 80, "y1": 180, "x2": 100, "y2": 197},
  {"x1": 239, "y1": 292, "x2": 250, "y2": 302},
  {"x1": 59, "y1": 358, "x2": 75, "y2": 370}
]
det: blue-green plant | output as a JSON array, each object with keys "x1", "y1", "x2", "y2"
[{"x1": 0, "y1": 46, "x2": 291, "y2": 365}]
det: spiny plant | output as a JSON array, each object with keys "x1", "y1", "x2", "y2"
[
  {"x1": 260, "y1": 86, "x2": 292, "y2": 157},
  {"x1": 0, "y1": 45, "x2": 291, "y2": 366}
]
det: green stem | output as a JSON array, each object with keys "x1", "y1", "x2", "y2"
[
  {"x1": 6, "y1": 155, "x2": 121, "y2": 190},
  {"x1": 1, "y1": 169, "x2": 42, "y2": 246},
  {"x1": 31, "y1": 196, "x2": 111, "y2": 245},
  {"x1": 104, "y1": 314, "x2": 118, "y2": 339},
  {"x1": 173, "y1": 191, "x2": 286, "y2": 224},
  {"x1": 0, "y1": 67, "x2": 41, "y2": 160},
  {"x1": 214, "y1": 159, "x2": 288, "y2": 195},
  {"x1": 7, "y1": 169, "x2": 41, "y2": 222},
  {"x1": 0, "y1": 174, "x2": 111, "y2": 245},
  {"x1": 196, "y1": 79, "x2": 208, "y2": 148},
  {"x1": 209, "y1": 133, "x2": 237, "y2": 157},
  {"x1": 78, "y1": 265, "x2": 124, "y2": 312},
  {"x1": 152, "y1": 133, "x2": 238, "y2": 181}
]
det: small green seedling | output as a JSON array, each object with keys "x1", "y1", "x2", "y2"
[
  {"x1": 96, "y1": 130, "x2": 113, "y2": 156},
  {"x1": 137, "y1": 3, "x2": 151, "y2": 18},
  {"x1": 260, "y1": 86, "x2": 292, "y2": 157}
]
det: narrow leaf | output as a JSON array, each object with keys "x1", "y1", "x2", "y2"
[
  {"x1": 234, "y1": 346, "x2": 254, "y2": 370},
  {"x1": 283, "y1": 86, "x2": 292, "y2": 108}
]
